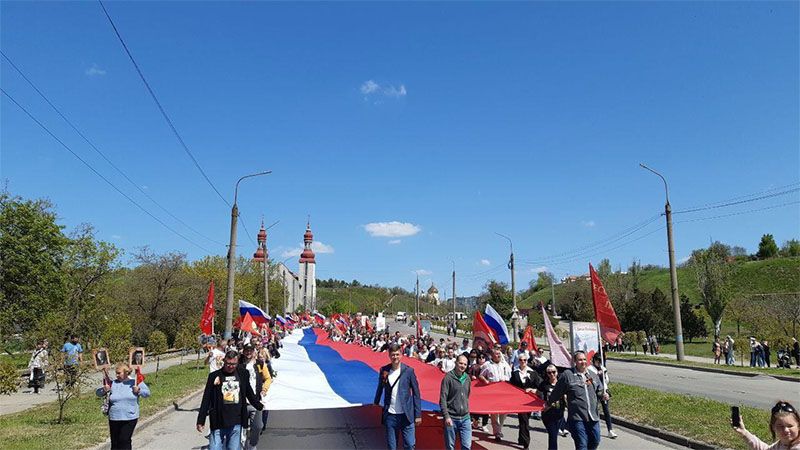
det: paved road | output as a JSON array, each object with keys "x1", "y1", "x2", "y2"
[
  {"x1": 390, "y1": 319, "x2": 800, "y2": 411},
  {"x1": 1, "y1": 351, "x2": 200, "y2": 416},
  {"x1": 134, "y1": 394, "x2": 684, "y2": 450}
]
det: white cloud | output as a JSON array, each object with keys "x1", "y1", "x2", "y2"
[
  {"x1": 678, "y1": 255, "x2": 691, "y2": 264},
  {"x1": 85, "y1": 63, "x2": 106, "y2": 76},
  {"x1": 359, "y1": 80, "x2": 407, "y2": 99},
  {"x1": 413, "y1": 269, "x2": 432, "y2": 276},
  {"x1": 530, "y1": 266, "x2": 549, "y2": 274},
  {"x1": 364, "y1": 221, "x2": 421, "y2": 238},
  {"x1": 582, "y1": 220, "x2": 596, "y2": 228},
  {"x1": 388, "y1": 239, "x2": 402, "y2": 245},
  {"x1": 479, "y1": 259, "x2": 491, "y2": 266},
  {"x1": 279, "y1": 241, "x2": 334, "y2": 258}
]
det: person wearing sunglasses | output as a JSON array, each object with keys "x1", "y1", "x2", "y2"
[
  {"x1": 510, "y1": 354, "x2": 542, "y2": 450},
  {"x1": 733, "y1": 401, "x2": 800, "y2": 450},
  {"x1": 538, "y1": 364, "x2": 566, "y2": 450},
  {"x1": 468, "y1": 353, "x2": 489, "y2": 432}
]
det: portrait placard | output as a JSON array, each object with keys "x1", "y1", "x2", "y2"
[
  {"x1": 93, "y1": 348, "x2": 110, "y2": 370},
  {"x1": 129, "y1": 347, "x2": 145, "y2": 367}
]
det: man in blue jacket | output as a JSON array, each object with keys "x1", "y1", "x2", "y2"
[{"x1": 374, "y1": 343, "x2": 422, "y2": 450}]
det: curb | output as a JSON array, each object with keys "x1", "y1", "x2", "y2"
[
  {"x1": 608, "y1": 357, "x2": 800, "y2": 383},
  {"x1": 85, "y1": 386, "x2": 205, "y2": 450},
  {"x1": 607, "y1": 413, "x2": 721, "y2": 449}
]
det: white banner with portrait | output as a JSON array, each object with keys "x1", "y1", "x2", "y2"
[{"x1": 571, "y1": 321, "x2": 600, "y2": 361}]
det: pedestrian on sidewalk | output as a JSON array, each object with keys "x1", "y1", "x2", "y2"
[
  {"x1": 733, "y1": 401, "x2": 800, "y2": 450},
  {"x1": 206, "y1": 340, "x2": 227, "y2": 373},
  {"x1": 763, "y1": 340, "x2": 772, "y2": 368},
  {"x1": 588, "y1": 354, "x2": 618, "y2": 439},
  {"x1": 510, "y1": 353, "x2": 541, "y2": 449},
  {"x1": 28, "y1": 340, "x2": 48, "y2": 394},
  {"x1": 545, "y1": 351, "x2": 607, "y2": 450},
  {"x1": 725, "y1": 336, "x2": 736, "y2": 365},
  {"x1": 793, "y1": 338, "x2": 800, "y2": 368},
  {"x1": 439, "y1": 354, "x2": 472, "y2": 450},
  {"x1": 61, "y1": 334, "x2": 83, "y2": 388},
  {"x1": 373, "y1": 343, "x2": 422, "y2": 450},
  {"x1": 96, "y1": 363, "x2": 150, "y2": 450},
  {"x1": 479, "y1": 348, "x2": 512, "y2": 442},
  {"x1": 713, "y1": 340, "x2": 722, "y2": 365},
  {"x1": 196, "y1": 350, "x2": 264, "y2": 450},
  {"x1": 538, "y1": 364, "x2": 566, "y2": 450}
]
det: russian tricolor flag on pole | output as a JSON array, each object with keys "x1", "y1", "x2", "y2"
[
  {"x1": 275, "y1": 315, "x2": 287, "y2": 325},
  {"x1": 314, "y1": 312, "x2": 326, "y2": 325},
  {"x1": 239, "y1": 300, "x2": 271, "y2": 325},
  {"x1": 484, "y1": 304, "x2": 511, "y2": 345}
]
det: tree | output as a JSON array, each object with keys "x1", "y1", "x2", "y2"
[
  {"x1": 680, "y1": 295, "x2": 707, "y2": 342},
  {"x1": 531, "y1": 272, "x2": 554, "y2": 293},
  {"x1": 99, "y1": 313, "x2": 133, "y2": 364},
  {"x1": 780, "y1": 239, "x2": 800, "y2": 257},
  {"x1": 692, "y1": 246, "x2": 732, "y2": 340},
  {"x1": 148, "y1": 330, "x2": 168, "y2": 355},
  {"x1": 479, "y1": 280, "x2": 513, "y2": 318},
  {"x1": 0, "y1": 192, "x2": 68, "y2": 343},
  {"x1": 617, "y1": 288, "x2": 672, "y2": 338},
  {"x1": 757, "y1": 234, "x2": 779, "y2": 259},
  {"x1": 596, "y1": 258, "x2": 612, "y2": 280}
]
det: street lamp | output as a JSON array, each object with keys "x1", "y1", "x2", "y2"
[
  {"x1": 495, "y1": 232, "x2": 519, "y2": 343},
  {"x1": 224, "y1": 170, "x2": 271, "y2": 339},
  {"x1": 640, "y1": 163, "x2": 685, "y2": 361}
]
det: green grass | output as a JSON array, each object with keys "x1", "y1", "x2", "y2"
[
  {"x1": 0, "y1": 361, "x2": 208, "y2": 450},
  {"x1": 612, "y1": 383, "x2": 773, "y2": 450},
  {"x1": 608, "y1": 352, "x2": 800, "y2": 379}
]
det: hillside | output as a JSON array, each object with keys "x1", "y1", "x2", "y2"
[
  {"x1": 519, "y1": 257, "x2": 800, "y2": 310},
  {"x1": 316, "y1": 285, "x2": 452, "y2": 316}
]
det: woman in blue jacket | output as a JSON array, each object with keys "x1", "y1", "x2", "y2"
[{"x1": 96, "y1": 363, "x2": 150, "y2": 449}]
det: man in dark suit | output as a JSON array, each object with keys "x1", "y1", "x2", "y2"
[{"x1": 374, "y1": 343, "x2": 422, "y2": 450}]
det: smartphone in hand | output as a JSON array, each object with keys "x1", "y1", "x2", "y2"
[{"x1": 731, "y1": 406, "x2": 741, "y2": 428}]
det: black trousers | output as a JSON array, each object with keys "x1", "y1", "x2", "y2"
[
  {"x1": 517, "y1": 412, "x2": 531, "y2": 448},
  {"x1": 109, "y1": 419, "x2": 138, "y2": 449}
]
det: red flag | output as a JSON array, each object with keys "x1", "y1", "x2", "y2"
[
  {"x1": 199, "y1": 280, "x2": 215, "y2": 335},
  {"x1": 472, "y1": 311, "x2": 498, "y2": 350},
  {"x1": 589, "y1": 263, "x2": 622, "y2": 344},
  {"x1": 135, "y1": 366, "x2": 146, "y2": 385},
  {"x1": 239, "y1": 312, "x2": 261, "y2": 336},
  {"x1": 365, "y1": 318, "x2": 374, "y2": 332},
  {"x1": 521, "y1": 325, "x2": 539, "y2": 353},
  {"x1": 416, "y1": 317, "x2": 423, "y2": 338}
]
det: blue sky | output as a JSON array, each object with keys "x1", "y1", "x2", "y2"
[{"x1": 2, "y1": 2, "x2": 798, "y2": 296}]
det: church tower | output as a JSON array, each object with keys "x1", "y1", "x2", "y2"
[{"x1": 298, "y1": 221, "x2": 317, "y2": 311}]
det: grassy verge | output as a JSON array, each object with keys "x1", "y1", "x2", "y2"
[
  {"x1": 1, "y1": 353, "x2": 30, "y2": 370},
  {"x1": 608, "y1": 352, "x2": 800, "y2": 379},
  {"x1": 0, "y1": 361, "x2": 208, "y2": 450},
  {"x1": 612, "y1": 383, "x2": 772, "y2": 450}
]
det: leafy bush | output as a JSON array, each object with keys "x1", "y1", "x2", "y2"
[
  {"x1": 0, "y1": 359, "x2": 19, "y2": 395},
  {"x1": 147, "y1": 330, "x2": 168, "y2": 355}
]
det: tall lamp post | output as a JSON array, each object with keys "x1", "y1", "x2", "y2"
[
  {"x1": 640, "y1": 163, "x2": 685, "y2": 361},
  {"x1": 224, "y1": 170, "x2": 271, "y2": 339},
  {"x1": 496, "y1": 232, "x2": 519, "y2": 343}
]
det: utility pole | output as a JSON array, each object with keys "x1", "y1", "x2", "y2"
[
  {"x1": 550, "y1": 276, "x2": 559, "y2": 318},
  {"x1": 640, "y1": 163, "x2": 685, "y2": 361},
  {"x1": 415, "y1": 275, "x2": 420, "y2": 338},
  {"x1": 496, "y1": 232, "x2": 519, "y2": 343},
  {"x1": 224, "y1": 170, "x2": 271, "y2": 339}
]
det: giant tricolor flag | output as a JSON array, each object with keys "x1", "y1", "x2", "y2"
[
  {"x1": 589, "y1": 263, "x2": 623, "y2": 344},
  {"x1": 263, "y1": 328, "x2": 544, "y2": 414}
]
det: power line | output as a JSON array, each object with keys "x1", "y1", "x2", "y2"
[
  {"x1": 675, "y1": 201, "x2": 800, "y2": 224},
  {"x1": 1, "y1": 88, "x2": 214, "y2": 254},
  {"x1": 1, "y1": 51, "x2": 226, "y2": 248},
  {"x1": 675, "y1": 181, "x2": 800, "y2": 212},
  {"x1": 97, "y1": 0, "x2": 229, "y2": 207},
  {"x1": 673, "y1": 186, "x2": 800, "y2": 215}
]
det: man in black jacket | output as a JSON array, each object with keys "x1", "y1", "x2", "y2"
[
  {"x1": 374, "y1": 343, "x2": 422, "y2": 450},
  {"x1": 197, "y1": 350, "x2": 263, "y2": 450}
]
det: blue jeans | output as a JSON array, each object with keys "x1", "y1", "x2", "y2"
[
  {"x1": 444, "y1": 416, "x2": 472, "y2": 450},
  {"x1": 567, "y1": 419, "x2": 601, "y2": 450},
  {"x1": 385, "y1": 413, "x2": 416, "y2": 450},
  {"x1": 209, "y1": 425, "x2": 242, "y2": 450}
]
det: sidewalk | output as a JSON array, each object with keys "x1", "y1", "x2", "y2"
[
  {"x1": 1, "y1": 351, "x2": 201, "y2": 416},
  {"x1": 616, "y1": 350, "x2": 718, "y2": 364}
]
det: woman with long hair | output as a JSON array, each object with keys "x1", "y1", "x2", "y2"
[{"x1": 733, "y1": 401, "x2": 800, "y2": 450}]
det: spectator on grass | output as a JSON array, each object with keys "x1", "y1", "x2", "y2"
[
  {"x1": 713, "y1": 339, "x2": 722, "y2": 365},
  {"x1": 725, "y1": 336, "x2": 736, "y2": 365},
  {"x1": 97, "y1": 363, "x2": 150, "y2": 450},
  {"x1": 763, "y1": 340, "x2": 772, "y2": 368},
  {"x1": 733, "y1": 401, "x2": 800, "y2": 450},
  {"x1": 28, "y1": 340, "x2": 48, "y2": 394},
  {"x1": 61, "y1": 334, "x2": 83, "y2": 388}
]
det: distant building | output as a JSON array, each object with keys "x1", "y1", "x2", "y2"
[
  {"x1": 276, "y1": 221, "x2": 318, "y2": 313},
  {"x1": 561, "y1": 274, "x2": 590, "y2": 284},
  {"x1": 426, "y1": 283, "x2": 440, "y2": 304}
]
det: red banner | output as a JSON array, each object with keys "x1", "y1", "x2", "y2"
[
  {"x1": 521, "y1": 325, "x2": 539, "y2": 353},
  {"x1": 240, "y1": 312, "x2": 261, "y2": 336},
  {"x1": 472, "y1": 311, "x2": 498, "y2": 350},
  {"x1": 199, "y1": 280, "x2": 215, "y2": 335},
  {"x1": 589, "y1": 264, "x2": 622, "y2": 344}
]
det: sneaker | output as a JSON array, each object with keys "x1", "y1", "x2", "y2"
[
  {"x1": 559, "y1": 429, "x2": 569, "y2": 437},
  {"x1": 481, "y1": 425, "x2": 490, "y2": 433},
  {"x1": 609, "y1": 430, "x2": 618, "y2": 439}
]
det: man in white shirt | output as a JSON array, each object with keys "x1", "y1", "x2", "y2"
[
  {"x1": 439, "y1": 347, "x2": 457, "y2": 373},
  {"x1": 459, "y1": 338, "x2": 472, "y2": 356},
  {"x1": 479, "y1": 348, "x2": 512, "y2": 441},
  {"x1": 206, "y1": 340, "x2": 226, "y2": 373}
]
